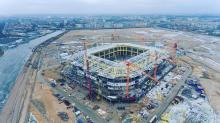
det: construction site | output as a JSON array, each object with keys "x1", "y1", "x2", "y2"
[
  {"x1": 63, "y1": 42, "x2": 176, "y2": 102},
  {"x1": 21, "y1": 28, "x2": 219, "y2": 123}
]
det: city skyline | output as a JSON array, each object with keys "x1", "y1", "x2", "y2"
[{"x1": 0, "y1": 0, "x2": 220, "y2": 16}]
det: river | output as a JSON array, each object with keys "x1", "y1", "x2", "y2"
[{"x1": 0, "y1": 30, "x2": 64, "y2": 111}]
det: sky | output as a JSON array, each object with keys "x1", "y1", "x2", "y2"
[{"x1": 0, "y1": 0, "x2": 220, "y2": 16}]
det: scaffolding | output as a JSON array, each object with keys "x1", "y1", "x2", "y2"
[
  {"x1": 71, "y1": 43, "x2": 169, "y2": 78},
  {"x1": 67, "y1": 43, "x2": 175, "y2": 101}
]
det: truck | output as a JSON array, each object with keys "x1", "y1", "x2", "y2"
[{"x1": 149, "y1": 115, "x2": 157, "y2": 123}]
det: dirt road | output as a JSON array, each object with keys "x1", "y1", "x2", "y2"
[{"x1": 0, "y1": 52, "x2": 40, "y2": 123}]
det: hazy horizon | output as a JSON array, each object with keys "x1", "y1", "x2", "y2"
[{"x1": 0, "y1": 0, "x2": 220, "y2": 16}]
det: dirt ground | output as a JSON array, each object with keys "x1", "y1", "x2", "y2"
[
  {"x1": 29, "y1": 28, "x2": 220, "y2": 122},
  {"x1": 73, "y1": 28, "x2": 219, "y2": 112},
  {"x1": 181, "y1": 56, "x2": 220, "y2": 111},
  {"x1": 42, "y1": 66, "x2": 62, "y2": 81},
  {"x1": 55, "y1": 28, "x2": 220, "y2": 112},
  {"x1": 30, "y1": 79, "x2": 76, "y2": 123}
]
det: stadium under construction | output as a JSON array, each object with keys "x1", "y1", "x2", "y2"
[{"x1": 63, "y1": 43, "x2": 176, "y2": 102}]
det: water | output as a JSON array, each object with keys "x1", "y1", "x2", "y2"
[{"x1": 0, "y1": 30, "x2": 64, "y2": 111}]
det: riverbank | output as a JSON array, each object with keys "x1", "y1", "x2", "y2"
[
  {"x1": 0, "y1": 30, "x2": 65, "y2": 111},
  {"x1": 0, "y1": 30, "x2": 66, "y2": 123},
  {"x1": 0, "y1": 47, "x2": 3, "y2": 57}
]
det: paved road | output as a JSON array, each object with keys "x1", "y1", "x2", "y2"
[{"x1": 146, "y1": 63, "x2": 192, "y2": 123}]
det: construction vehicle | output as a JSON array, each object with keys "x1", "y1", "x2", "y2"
[
  {"x1": 111, "y1": 30, "x2": 120, "y2": 41},
  {"x1": 149, "y1": 115, "x2": 157, "y2": 123},
  {"x1": 129, "y1": 114, "x2": 141, "y2": 123},
  {"x1": 161, "y1": 113, "x2": 170, "y2": 123},
  {"x1": 57, "y1": 112, "x2": 69, "y2": 121},
  {"x1": 156, "y1": 91, "x2": 163, "y2": 101}
]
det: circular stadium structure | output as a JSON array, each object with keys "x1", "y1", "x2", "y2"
[{"x1": 63, "y1": 43, "x2": 175, "y2": 102}]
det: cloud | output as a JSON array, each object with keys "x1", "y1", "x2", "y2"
[{"x1": 0, "y1": 0, "x2": 219, "y2": 15}]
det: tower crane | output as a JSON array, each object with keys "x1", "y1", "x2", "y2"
[
  {"x1": 172, "y1": 42, "x2": 177, "y2": 64},
  {"x1": 125, "y1": 61, "x2": 131, "y2": 97},
  {"x1": 163, "y1": 42, "x2": 177, "y2": 65},
  {"x1": 82, "y1": 38, "x2": 104, "y2": 100},
  {"x1": 137, "y1": 34, "x2": 159, "y2": 82},
  {"x1": 83, "y1": 40, "x2": 92, "y2": 99},
  {"x1": 124, "y1": 60, "x2": 159, "y2": 98}
]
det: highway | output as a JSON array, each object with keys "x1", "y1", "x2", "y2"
[{"x1": 146, "y1": 63, "x2": 192, "y2": 123}]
